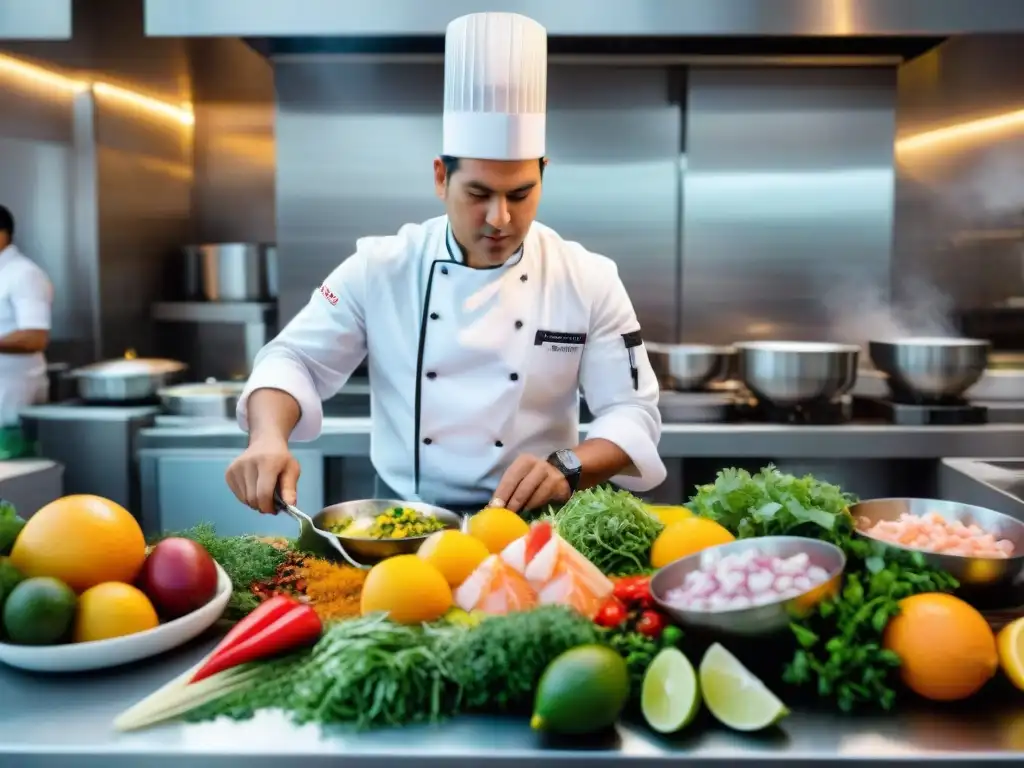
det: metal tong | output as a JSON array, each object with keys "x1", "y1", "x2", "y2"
[{"x1": 273, "y1": 491, "x2": 370, "y2": 570}]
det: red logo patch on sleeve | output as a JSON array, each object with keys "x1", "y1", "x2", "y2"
[{"x1": 319, "y1": 283, "x2": 339, "y2": 305}]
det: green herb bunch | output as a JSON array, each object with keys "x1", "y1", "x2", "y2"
[{"x1": 547, "y1": 486, "x2": 663, "y2": 575}]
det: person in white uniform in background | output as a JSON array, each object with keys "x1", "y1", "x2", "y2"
[
  {"x1": 0, "y1": 205, "x2": 52, "y2": 451},
  {"x1": 226, "y1": 12, "x2": 665, "y2": 515}
]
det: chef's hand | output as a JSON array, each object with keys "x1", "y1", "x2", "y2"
[
  {"x1": 491, "y1": 454, "x2": 571, "y2": 515},
  {"x1": 225, "y1": 437, "x2": 301, "y2": 515}
]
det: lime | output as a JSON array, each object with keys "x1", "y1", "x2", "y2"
[
  {"x1": 698, "y1": 643, "x2": 789, "y2": 731},
  {"x1": 641, "y1": 647, "x2": 701, "y2": 733},
  {"x1": 2, "y1": 576, "x2": 77, "y2": 645},
  {"x1": 531, "y1": 644, "x2": 630, "y2": 735}
]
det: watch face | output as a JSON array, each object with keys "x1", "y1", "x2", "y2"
[{"x1": 555, "y1": 449, "x2": 582, "y2": 472}]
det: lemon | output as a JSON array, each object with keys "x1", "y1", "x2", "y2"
[
  {"x1": 418, "y1": 530, "x2": 490, "y2": 588},
  {"x1": 698, "y1": 643, "x2": 788, "y2": 732},
  {"x1": 641, "y1": 647, "x2": 701, "y2": 733},
  {"x1": 646, "y1": 505, "x2": 693, "y2": 526},
  {"x1": 74, "y1": 582, "x2": 159, "y2": 643},
  {"x1": 360, "y1": 555, "x2": 452, "y2": 624},
  {"x1": 650, "y1": 518, "x2": 735, "y2": 569},
  {"x1": 467, "y1": 507, "x2": 529, "y2": 554},
  {"x1": 998, "y1": 617, "x2": 1024, "y2": 692}
]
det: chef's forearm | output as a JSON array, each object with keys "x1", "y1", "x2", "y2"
[
  {"x1": 573, "y1": 437, "x2": 634, "y2": 489},
  {"x1": 0, "y1": 329, "x2": 47, "y2": 354},
  {"x1": 246, "y1": 388, "x2": 301, "y2": 445}
]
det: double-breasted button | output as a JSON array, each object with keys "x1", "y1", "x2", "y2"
[
  {"x1": 495, "y1": 440, "x2": 504, "y2": 448},
  {"x1": 514, "y1": 320, "x2": 523, "y2": 329},
  {"x1": 430, "y1": 312, "x2": 439, "y2": 320},
  {"x1": 520, "y1": 273, "x2": 528, "y2": 282},
  {"x1": 441, "y1": 266, "x2": 449, "y2": 275},
  {"x1": 426, "y1": 371, "x2": 437, "y2": 379},
  {"x1": 423, "y1": 437, "x2": 433, "y2": 445},
  {"x1": 510, "y1": 372, "x2": 519, "y2": 381}
]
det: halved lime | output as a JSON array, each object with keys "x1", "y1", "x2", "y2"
[
  {"x1": 641, "y1": 647, "x2": 701, "y2": 733},
  {"x1": 698, "y1": 643, "x2": 789, "y2": 732}
]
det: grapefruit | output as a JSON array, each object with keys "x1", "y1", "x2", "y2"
[
  {"x1": 360, "y1": 555, "x2": 452, "y2": 624},
  {"x1": 9, "y1": 495, "x2": 147, "y2": 593}
]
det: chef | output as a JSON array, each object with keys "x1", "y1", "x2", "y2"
[
  {"x1": 227, "y1": 12, "x2": 665, "y2": 516},
  {"x1": 0, "y1": 205, "x2": 52, "y2": 456}
]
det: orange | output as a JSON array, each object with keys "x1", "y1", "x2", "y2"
[
  {"x1": 360, "y1": 555, "x2": 453, "y2": 624},
  {"x1": 10, "y1": 495, "x2": 147, "y2": 593},
  {"x1": 417, "y1": 530, "x2": 490, "y2": 588},
  {"x1": 73, "y1": 582, "x2": 159, "y2": 643},
  {"x1": 650, "y1": 518, "x2": 735, "y2": 569},
  {"x1": 467, "y1": 507, "x2": 529, "y2": 554},
  {"x1": 883, "y1": 592, "x2": 998, "y2": 702}
]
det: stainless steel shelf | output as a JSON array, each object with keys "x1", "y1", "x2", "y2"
[{"x1": 152, "y1": 301, "x2": 276, "y2": 324}]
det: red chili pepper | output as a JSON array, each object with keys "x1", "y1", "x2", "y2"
[
  {"x1": 636, "y1": 610, "x2": 666, "y2": 638},
  {"x1": 595, "y1": 598, "x2": 629, "y2": 628},
  {"x1": 191, "y1": 602, "x2": 322, "y2": 682},
  {"x1": 210, "y1": 595, "x2": 297, "y2": 655}
]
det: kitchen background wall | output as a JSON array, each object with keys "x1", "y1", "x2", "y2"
[{"x1": 3, "y1": 3, "x2": 1024, "y2": 381}]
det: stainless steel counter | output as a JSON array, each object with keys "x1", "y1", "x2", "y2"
[
  {"x1": 137, "y1": 418, "x2": 1024, "y2": 459},
  {"x1": 1, "y1": 630, "x2": 1024, "y2": 767}
]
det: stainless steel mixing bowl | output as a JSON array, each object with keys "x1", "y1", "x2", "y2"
[
  {"x1": 650, "y1": 536, "x2": 847, "y2": 638},
  {"x1": 646, "y1": 343, "x2": 736, "y2": 391},
  {"x1": 851, "y1": 497, "x2": 1024, "y2": 606},
  {"x1": 868, "y1": 338, "x2": 990, "y2": 401},
  {"x1": 312, "y1": 499, "x2": 463, "y2": 564},
  {"x1": 734, "y1": 341, "x2": 860, "y2": 406}
]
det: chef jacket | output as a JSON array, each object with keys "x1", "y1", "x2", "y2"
[
  {"x1": 0, "y1": 245, "x2": 52, "y2": 426},
  {"x1": 238, "y1": 216, "x2": 665, "y2": 505}
]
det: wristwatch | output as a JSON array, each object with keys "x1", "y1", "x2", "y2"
[{"x1": 547, "y1": 449, "x2": 583, "y2": 494}]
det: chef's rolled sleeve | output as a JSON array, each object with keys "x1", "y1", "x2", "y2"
[
  {"x1": 12, "y1": 268, "x2": 52, "y2": 331},
  {"x1": 237, "y1": 250, "x2": 369, "y2": 442},
  {"x1": 579, "y1": 263, "x2": 665, "y2": 493}
]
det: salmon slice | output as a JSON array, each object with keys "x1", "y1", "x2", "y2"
[{"x1": 455, "y1": 555, "x2": 538, "y2": 615}]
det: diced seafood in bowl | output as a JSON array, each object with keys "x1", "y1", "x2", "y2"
[
  {"x1": 664, "y1": 549, "x2": 831, "y2": 613},
  {"x1": 857, "y1": 511, "x2": 1015, "y2": 559}
]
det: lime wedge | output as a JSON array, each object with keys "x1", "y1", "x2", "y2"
[
  {"x1": 641, "y1": 647, "x2": 701, "y2": 733},
  {"x1": 698, "y1": 643, "x2": 789, "y2": 732}
]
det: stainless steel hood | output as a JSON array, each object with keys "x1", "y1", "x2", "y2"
[
  {"x1": 0, "y1": 0, "x2": 71, "y2": 39},
  {"x1": 145, "y1": 0, "x2": 1024, "y2": 38}
]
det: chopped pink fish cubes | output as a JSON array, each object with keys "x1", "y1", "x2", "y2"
[
  {"x1": 858, "y1": 512, "x2": 1015, "y2": 559},
  {"x1": 664, "y1": 548, "x2": 830, "y2": 612}
]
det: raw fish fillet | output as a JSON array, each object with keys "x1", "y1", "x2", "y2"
[{"x1": 454, "y1": 555, "x2": 537, "y2": 615}]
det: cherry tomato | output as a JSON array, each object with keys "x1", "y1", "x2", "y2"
[
  {"x1": 613, "y1": 576, "x2": 651, "y2": 607},
  {"x1": 595, "y1": 598, "x2": 628, "y2": 628},
  {"x1": 636, "y1": 610, "x2": 666, "y2": 638}
]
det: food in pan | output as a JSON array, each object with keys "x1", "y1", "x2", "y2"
[{"x1": 325, "y1": 506, "x2": 447, "y2": 540}]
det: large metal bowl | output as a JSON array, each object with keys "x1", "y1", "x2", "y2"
[
  {"x1": 734, "y1": 341, "x2": 860, "y2": 406},
  {"x1": 851, "y1": 498, "x2": 1024, "y2": 606},
  {"x1": 646, "y1": 343, "x2": 736, "y2": 391},
  {"x1": 868, "y1": 338, "x2": 990, "y2": 401},
  {"x1": 650, "y1": 536, "x2": 847, "y2": 638},
  {"x1": 312, "y1": 499, "x2": 463, "y2": 564}
]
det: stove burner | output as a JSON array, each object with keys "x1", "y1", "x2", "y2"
[
  {"x1": 886, "y1": 387, "x2": 971, "y2": 408},
  {"x1": 857, "y1": 398, "x2": 989, "y2": 425},
  {"x1": 738, "y1": 396, "x2": 853, "y2": 425}
]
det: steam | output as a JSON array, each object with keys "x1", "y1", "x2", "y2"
[{"x1": 825, "y1": 275, "x2": 962, "y2": 348}]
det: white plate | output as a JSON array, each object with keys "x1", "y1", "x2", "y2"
[{"x1": 0, "y1": 562, "x2": 232, "y2": 673}]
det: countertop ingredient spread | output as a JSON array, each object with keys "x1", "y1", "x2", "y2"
[
  {"x1": 858, "y1": 512, "x2": 1015, "y2": 558},
  {"x1": 664, "y1": 550, "x2": 831, "y2": 612}
]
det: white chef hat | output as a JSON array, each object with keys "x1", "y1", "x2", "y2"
[{"x1": 442, "y1": 12, "x2": 548, "y2": 161}]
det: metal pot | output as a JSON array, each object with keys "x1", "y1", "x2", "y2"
[
  {"x1": 734, "y1": 341, "x2": 860, "y2": 406},
  {"x1": 158, "y1": 381, "x2": 245, "y2": 419},
  {"x1": 868, "y1": 338, "x2": 990, "y2": 401},
  {"x1": 646, "y1": 343, "x2": 736, "y2": 391},
  {"x1": 183, "y1": 243, "x2": 277, "y2": 302},
  {"x1": 70, "y1": 357, "x2": 187, "y2": 402}
]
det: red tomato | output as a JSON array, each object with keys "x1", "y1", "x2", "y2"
[{"x1": 595, "y1": 598, "x2": 628, "y2": 628}]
